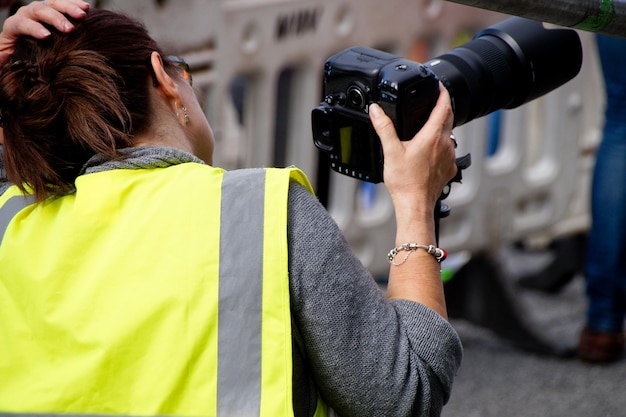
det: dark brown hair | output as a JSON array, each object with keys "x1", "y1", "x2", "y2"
[{"x1": 0, "y1": 9, "x2": 178, "y2": 201}]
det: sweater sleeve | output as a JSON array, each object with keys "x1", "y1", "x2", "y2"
[{"x1": 287, "y1": 182, "x2": 462, "y2": 417}]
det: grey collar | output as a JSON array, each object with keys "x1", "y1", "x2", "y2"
[{"x1": 80, "y1": 146, "x2": 206, "y2": 175}]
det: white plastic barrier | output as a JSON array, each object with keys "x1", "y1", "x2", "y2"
[
  {"x1": 87, "y1": 0, "x2": 603, "y2": 277},
  {"x1": 209, "y1": 0, "x2": 507, "y2": 175}
]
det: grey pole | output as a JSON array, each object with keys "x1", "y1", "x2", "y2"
[{"x1": 446, "y1": 0, "x2": 626, "y2": 37}]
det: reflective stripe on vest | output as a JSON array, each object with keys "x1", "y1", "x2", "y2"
[
  {"x1": 219, "y1": 168, "x2": 327, "y2": 417},
  {"x1": 218, "y1": 169, "x2": 264, "y2": 415},
  {"x1": 0, "y1": 194, "x2": 35, "y2": 244}
]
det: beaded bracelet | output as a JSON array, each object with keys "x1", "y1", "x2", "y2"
[{"x1": 387, "y1": 243, "x2": 447, "y2": 265}]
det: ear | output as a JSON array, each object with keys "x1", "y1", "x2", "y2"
[{"x1": 150, "y1": 51, "x2": 181, "y2": 103}]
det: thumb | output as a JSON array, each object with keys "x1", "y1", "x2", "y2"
[{"x1": 369, "y1": 103, "x2": 398, "y2": 151}]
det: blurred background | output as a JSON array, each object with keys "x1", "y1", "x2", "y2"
[{"x1": 3, "y1": 0, "x2": 624, "y2": 415}]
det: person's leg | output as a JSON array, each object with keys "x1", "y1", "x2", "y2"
[
  {"x1": 585, "y1": 118, "x2": 626, "y2": 332},
  {"x1": 580, "y1": 35, "x2": 626, "y2": 362}
]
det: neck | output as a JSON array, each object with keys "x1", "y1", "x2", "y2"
[{"x1": 130, "y1": 105, "x2": 195, "y2": 156}]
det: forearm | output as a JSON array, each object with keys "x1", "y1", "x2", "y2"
[{"x1": 386, "y1": 201, "x2": 448, "y2": 319}]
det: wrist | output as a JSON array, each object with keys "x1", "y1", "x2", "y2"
[
  {"x1": 388, "y1": 243, "x2": 447, "y2": 264},
  {"x1": 393, "y1": 201, "x2": 436, "y2": 227},
  {"x1": 389, "y1": 189, "x2": 438, "y2": 218}
]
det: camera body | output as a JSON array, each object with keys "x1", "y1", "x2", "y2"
[{"x1": 312, "y1": 47, "x2": 440, "y2": 183}]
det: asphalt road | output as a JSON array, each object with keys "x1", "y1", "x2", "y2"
[{"x1": 441, "y1": 245, "x2": 626, "y2": 417}]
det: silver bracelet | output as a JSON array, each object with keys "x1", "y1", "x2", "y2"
[{"x1": 387, "y1": 243, "x2": 447, "y2": 265}]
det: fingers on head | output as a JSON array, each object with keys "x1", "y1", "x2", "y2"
[
  {"x1": 15, "y1": 2, "x2": 64, "y2": 32},
  {"x1": 22, "y1": 0, "x2": 88, "y2": 32}
]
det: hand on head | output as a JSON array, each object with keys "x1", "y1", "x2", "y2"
[
  {"x1": 0, "y1": 5, "x2": 215, "y2": 200},
  {"x1": 369, "y1": 84, "x2": 457, "y2": 211},
  {"x1": 0, "y1": 0, "x2": 90, "y2": 66}
]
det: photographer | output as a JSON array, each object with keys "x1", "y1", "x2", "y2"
[{"x1": 0, "y1": 2, "x2": 461, "y2": 416}]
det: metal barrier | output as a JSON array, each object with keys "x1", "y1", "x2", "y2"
[{"x1": 89, "y1": 0, "x2": 603, "y2": 277}]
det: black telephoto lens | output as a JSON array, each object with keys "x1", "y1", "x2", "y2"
[{"x1": 424, "y1": 17, "x2": 583, "y2": 127}]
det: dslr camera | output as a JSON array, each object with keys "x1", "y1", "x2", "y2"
[{"x1": 312, "y1": 17, "x2": 583, "y2": 183}]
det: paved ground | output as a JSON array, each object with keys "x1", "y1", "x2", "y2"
[{"x1": 440, "y1": 246, "x2": 626, "y2": 417}]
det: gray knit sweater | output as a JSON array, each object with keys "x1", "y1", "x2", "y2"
[{"x1": 0, "y1": 146, "x2": 462, "y2": 417}]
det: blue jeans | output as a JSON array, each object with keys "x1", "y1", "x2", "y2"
[{"x1": 585, "y1": 35, "x2": 626, "y2": 333}]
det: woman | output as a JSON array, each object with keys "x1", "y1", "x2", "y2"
[{"x1": 0, "y1": 2, "x2": 462, "y2": 416}]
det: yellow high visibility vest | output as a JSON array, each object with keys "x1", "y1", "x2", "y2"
[{"x1": 0, "y1": 162, "x2": 327, "y2": 417}]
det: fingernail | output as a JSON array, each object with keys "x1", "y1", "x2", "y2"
[
  {"x1": 369, "y1": 103, "x2": 382, "y2": 118},
  {"x1": 39, "y1": 28, "x2": 52, "y2": 38},
  {"x1": 63, "y1": 22, "x2": 75, "y2": 32}
]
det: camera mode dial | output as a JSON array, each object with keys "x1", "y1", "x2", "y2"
[{"x1": 324, "y1": 94, "x2": 346, "y2": 106}]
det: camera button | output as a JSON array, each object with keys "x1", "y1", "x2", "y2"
[
  {"x1": 395, "y1": 64, "x2": 408, "y2": 71},
  {"x1": 381, "y1": 92, "x2": 396, "y2": 103}
]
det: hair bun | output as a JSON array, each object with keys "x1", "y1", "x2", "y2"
[{"x1": 10, "y1": 60, "x2": 47, "y2": 85}]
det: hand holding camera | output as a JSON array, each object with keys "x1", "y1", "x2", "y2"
[{"x1": 369, "y1": 85, "x2": 457, "y2": 212}]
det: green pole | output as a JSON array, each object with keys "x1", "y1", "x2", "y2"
[{"x1": 446, "y1": 0, "x2": 626, "y2": 37}]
